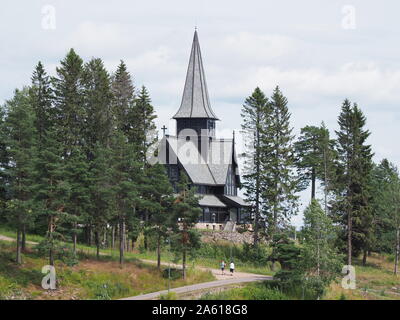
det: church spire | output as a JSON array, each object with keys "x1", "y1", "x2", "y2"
[{"x1": 173, "y1": 30, "x2": 219, "y2": 120}]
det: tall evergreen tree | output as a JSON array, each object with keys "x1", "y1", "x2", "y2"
[
  {"x1": 141, "y1": 164, "x2": 174, "y2": 269},
  {"x1": 130, "y1": 86, "x2": 157, "y2": 163},
  {"x1": 294, "y1": 124, "x2": 336, "y2": 204},
  {"x1": 65, "y1": 147, "x2": 90, "y2": 255},
  {"x1": 262, "y1": 86, "x2": 298, "y2": 240},
  {"x1": 88, "y1": 144, "x2": 113, "y2": 260},
  {"x1": 30, "y1": 62, "x2": 53, "y2": 149},
  {"x1": 241, "y1": 87, "x2": 268, "y2": 245},
  {"x1": 52, "y1": 49, "x2": 85, "y2": 152},
  {"x1": 83, "y1": 58, "x2": 113, "y2": 149},
  {"x1": 371, "y1": 160, "x2": 400, "y2": 274},
  {"x1": 3, "y1": 88, "x2": 37, "y2": 264},
  {"x1": 170, "y1": 174, "x2": 202, "y2": 279},
  {"x1": 0, "y1": 104, "x2": 9, "y2": 222},
  {"x1": 109, "y1": 131, "x2": 140, "y2": 264},
  {"x1": 332, "y1": 100, "x2": 373, "y2": 266},
  {"x1": 111, "y1": 60, "x2": 136, "y2": 134},
  {"x1": 33, "y1": 124, "x2": 71, "y2": 266}
]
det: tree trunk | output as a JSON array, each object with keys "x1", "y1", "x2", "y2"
[
  {"x1": 119, "y1": 218, "x2": 124, "y2": 265},
  {"x1": 347, "y1": 210, "x2": 352, "y2": 266},
  {"x1": 323, "y1": 148, "x2": 328, "y2": 214},
  {"x1": 395, "y1": 227, "x2": 399, "y2": 275},
  {"x1": 362, "y1": 249, "x2": 367, "y2": 266},
  {"x1": 182, "y1": 249, "x2": 186, "y2": 280},
  {"x1": 157, "y1": 234, "x2": 161, "y2": 270},
  {"x1": 73, "y1": 222, "x2": 77, "y2": 256},
  {"x1": 21, "y1": 224, "x2": 26, "y2": 252},
  {"x1": 311, "y1": 167, "x2": 316, "y2": 200},
  {"x1": 16, "y1": 228, "x2": 22, "y2": 264},
  {"x1": 95, "y1": 230, "x2": 100, "y2": 260},
  {"x1": 111, "y1": 225, "x2": 115, "y2": 250}
]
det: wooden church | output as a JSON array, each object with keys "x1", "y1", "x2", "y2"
[{"x1": 159, "y1": 30, "x2": 249, "y2": 231}]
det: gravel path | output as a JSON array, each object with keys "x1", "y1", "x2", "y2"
[{"x1": 120, "y1": 274, "x2": 273, "y2": 300}]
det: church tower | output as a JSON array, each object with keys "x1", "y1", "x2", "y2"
[{"x1": 173, "y1": 30, "x2": 219, "y2": 150}]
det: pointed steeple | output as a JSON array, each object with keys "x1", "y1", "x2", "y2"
[{"x1": 173, "y1": 30, "x2": 219, "y2": 120}]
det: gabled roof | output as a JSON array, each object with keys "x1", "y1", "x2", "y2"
[
  {"x1": 173, "y1": 30, "x2": 219, "y2": 120},
  {"x1": 164, "y1": 136, "x2": 237, "y2": 186}
]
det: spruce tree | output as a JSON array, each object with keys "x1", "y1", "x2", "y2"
[
  {"x1": 52, "y1": 49, "x2": 85, "y2": 152},
  {"x1": 141, "y1": 164, "x2": 174, "y2": 269},
  {"x1": 33, "y1": 124, "x2": 71, "y2": 266},
  {"x1": 88, "y1": 143, "x2": 114, "y2": 260},
  {"x1": 83, "y1": 58, "x2": 113, "y2": 149},
  {"x1": 130, "y1": 86, "x2": 157, "y2": 163},
  {"x1": 65, "y1": 146, "x2": 90, "y2": 255},
  {"x1": 262, "y1": 86, "x2": 298, "y2": 240},
  {"x1": 240, "y1": 87, "x2": 268, "y2": 245},
  {"x1": 109, "y1": 131, "x2": 140, "y2": 264},
  {"x1": 30, "y1": 62, "x2": 53, "y2": 149},
  {"x1": 0, "y1": 105, "x2": 8, "y2": 223},
  {"x1": 332, "y1": 100, "x2": 373, "y2": 266},
  {"x1": 111, "y1": 60, "x2": 136, "y2": 134},
  {"x1": 170, "y1": 173, "x2": 202, "y2": 279},
  {"x1": 371, "y1": 160, "x2": 400, "y2": 274},
  {"x1": 3, "y1": 88, "x2": 37, "y2": 264}
]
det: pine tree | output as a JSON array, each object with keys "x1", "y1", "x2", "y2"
[
  {"x1": 3, "y1": 88, "x2": 37, "y2": 264},
  {"x1": 294, "y1": 124, "x2": 336, "y2": 203},
  {"x1": 240, "y1": 87, "x2": 268, "y2": 245},
  {"x1": 332, "y1": 100, "x2": 373, "y2": 266},
  {"x1": 262, "y1": 86, "x2": 298, "y2": 240},
  {"x1": 170, "y1": 173, "x2": 202, "y2": 279}
]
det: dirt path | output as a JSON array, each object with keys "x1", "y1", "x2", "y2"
[
  {"x1": 0, "y1": 234, "x2": 37, "y2": 245},
  {"x1": 139, "y1": 259, "x2": 269, "y2": 281}
]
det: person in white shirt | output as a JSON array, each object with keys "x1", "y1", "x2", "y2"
[{"x1": 230, "y1": 261, "x2": 235, "y2": 276}]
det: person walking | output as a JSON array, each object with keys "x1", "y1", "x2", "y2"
[
  {"x1": 230, "y1": 261, "x2": 235, "y2": 276},
  {"x1": 220, "y1": 260, "x2": 226, "y2": 275}
]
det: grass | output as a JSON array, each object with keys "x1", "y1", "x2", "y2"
[
  {"x1": 0, "y1": 240, "x2": 215, "y2": 300},
  {"x1": 324, "y1": 253, "x2": 400, "y2": 300},
  {"x1": 200, "y1": 281, "x2": 289, "y2": 300}
]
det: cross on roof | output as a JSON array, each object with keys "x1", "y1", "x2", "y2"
[{"x1": 161, "y1": 125, "x2": 168, "y2": 136}]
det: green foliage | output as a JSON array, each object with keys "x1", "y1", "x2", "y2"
[
  {"x1": 201, "y1": 281, "x2": 289, "y2": 300},
  {"x1": 294, "y1": 123, "x2": 337, "y2": 201},
  {"x1": 331, "y1": 100, "x2": 374, "y2": 263},
  {"x1": 35, "y1": 240, "x2": 78, "y2": 266}
]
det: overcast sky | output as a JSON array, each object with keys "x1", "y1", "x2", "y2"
[{"x1": 1, "y1": 0, "x2": 399, "y2": 227}]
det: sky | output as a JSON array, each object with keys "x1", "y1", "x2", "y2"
[{"x1": 1, "y1": 0, "x2": 399, "y2": 228}]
